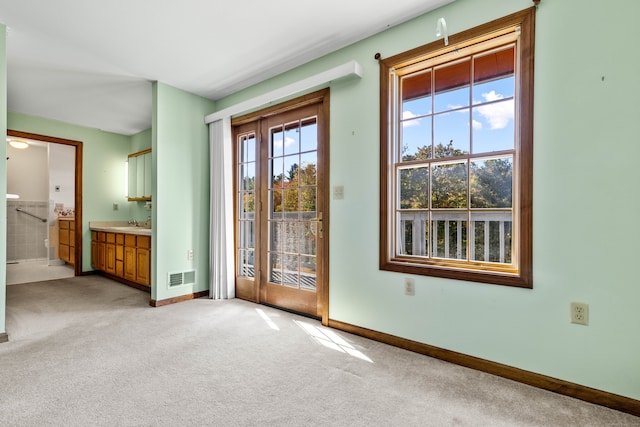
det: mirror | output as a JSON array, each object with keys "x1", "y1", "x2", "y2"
[{"x1": 127, "y1": 149, "x2": 152, "y2": 201}]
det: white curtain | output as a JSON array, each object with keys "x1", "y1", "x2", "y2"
[{"x1": 209, "y1": 117, "x2": 235, "y2": 299}]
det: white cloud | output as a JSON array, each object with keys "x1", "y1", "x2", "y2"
[
  {"x1": 472, "y1": 119, "x2": 482, "y2": 130},
  {"x1": 402, "y1": 110, "x2": 421, "y2": 127},
  {"x1": 476, "y1": 91, "x2": 514, "y2": 130},
  {"x1": 273, "y1": 136, "x2": 296, "y2": 149}
]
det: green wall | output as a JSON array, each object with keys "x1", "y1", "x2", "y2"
[
  {"x1": 7, "y1": 113, "x2": 131, "y2": 272},
  {"x1": 152, "y1": 82, "x2": 215, "y2": 302},
  {"x1": 214, "y1": 0, "x2": 640, "y2": 400},
  {"x1": 0, "y1": 24, "x2": 7, "y2": 337}
]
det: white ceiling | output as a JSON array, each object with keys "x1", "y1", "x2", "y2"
[{"x1": 1, "y1": 0, "x2": 453, "y2": 136}]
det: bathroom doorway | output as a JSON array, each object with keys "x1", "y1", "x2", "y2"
[{"x1": 6, "y1": 130, "x2": 83, "y2": 284}]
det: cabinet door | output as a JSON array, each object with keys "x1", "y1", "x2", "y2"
[
  {"x1": 91, "y1": 240, "x2": 98, "y2": 268},
  {"x1": 105, "y1": 244, "x2": 116, "y2": 274},
  {"x1": 116, "y1": 260, "x2": 124, "y2": 277},
  {"x1": 59, "y1": 227, "x2": 69, "y2": 245},
  {"x1": 97, "y1": 242, "x2": 106, "y2": 270},
  {"x1": 124, "y1": 246, "x2": 136, "y2": 281},
  {"x1": 136, "y1": 248, "x2": 150, "y2": 286},
  {"x1": 59, "y1": 244, "x2": 70, "y2": 263}
]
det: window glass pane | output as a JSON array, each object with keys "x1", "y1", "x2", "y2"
[
  {"x1": 283, "y1": 155, "x2": 299, "y2": 185},
  {"x1": 402, "y1": 71, "x2": 432, "y2": 117},
  {"x1": 239, "y1": 135, "x2": 247, "y2": 163},
  {"x1": 434, "y1": 110, "x2": 470, "y2": 156},
  {"x1": 282, "y1": 254, "x2": 299, "y2": 287},
  {"x1": 271, "y1": 126, "x2": 284, "y2": 158},
  {"x1": 401, "y1": 117, "x2": 432, "y2": 161},
  {"x1": 470, "y1": 212, "x2": 512, "y2": 263},
  {"x1": 240, "y1": 191, "x2": 255, "y2": 218},
  {"x1": 245, "y1": 134, "x2": 256, "y2": 163},
  {"x1": 284, "y1": 188, "x2": 299, "y2": 212},
  {"x1": 300, "y1": 119, "x2": 317, "y2": 153},
  {"x1": 240, "y1": 162, "x2": 255, "y2": 191},
  {"x1": 431, "y1": 212, "x2": 467, "y2": 260},
  {"x1": 299, "y1": 153, "x2": 317, "y2": 185},
  {"x1": 269, "y1": 253, "x2": 282, "y2": 284},
  {"x1": 472, "y1": 99, "x2": 514, "y2": 153},
  {"x1": 300, "y1": 256, "x2": 317, "y2": 290},
  {"x1": 239, "y1": 250, "x2": 256, "y2": 277},
  {"x1": 399, "y1": 167, "x2": 429, "y2": 209},
  {"x1": 270, "y1": 221, "x2": 283, "y2": 252},
  {"x1": 271, "y1": 189, "x2": 283, "y2": 218},
  {"x1": 470, "y1": 157, "x2": 513, "y2": 208},
  {"x1": 283, "y1": 221, "x2": 298, "y2": 254},
  {"x1": 284, "y1": 122, "x2": 300, "y2": 156},
  {"x1": 431, "y1": 161, "x2": 468, "y2": 208},
  {"x1": 244, "y1": 250, "x2": 255, "y2": 277},
  {"x1": 246, "y1": 220, "x2": 255, "y2": 249},
  {"x1": 397, "y1": 212, "x2": 428, "y2": 256},
  {"x1": 300, "y1": 187, "x2": 316, "y2": 212},
  {"x1": 299, "y1": 221, "x2": 317, "y2": 256},
  {"x1": 271, "y1": 157, "x2": 284, "y2": 188},
  {"x1": 473, "y1": 77, "x2": 515, "y2": 106},
  {"x1": 434, "y1": 60, "x2": 470, "y2": 113}
]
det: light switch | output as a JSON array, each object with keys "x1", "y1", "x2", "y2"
[{"x1": 333, "y1": 185, "x2": 344, "y2": 200}]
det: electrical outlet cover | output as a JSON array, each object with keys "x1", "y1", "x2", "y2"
[{"x1": 570, "y1": 302, "x2": 589, "y2": 325}]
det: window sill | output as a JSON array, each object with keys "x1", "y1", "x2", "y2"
[{"x1": 380, "y1": 259, "x2": 532, "y2": 288}]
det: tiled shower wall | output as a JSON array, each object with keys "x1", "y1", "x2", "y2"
[{"x1": 7, "y1": 200, "x2": 49, "y2": 262}]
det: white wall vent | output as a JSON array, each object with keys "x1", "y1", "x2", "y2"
[{"x1": 168, "y1": 270, "x2": 196, "y2": 287}]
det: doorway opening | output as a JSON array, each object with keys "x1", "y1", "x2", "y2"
[{"x1": 6, "y1": 130, "x2": 83, "y2": 284}]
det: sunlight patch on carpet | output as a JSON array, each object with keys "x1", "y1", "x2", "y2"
[
  {"x1": 294, "y1": 320, "x2": 373, "y2": 363},
  {"x1": 256, "y1": 308, "x2": 280, "y2": 331}
]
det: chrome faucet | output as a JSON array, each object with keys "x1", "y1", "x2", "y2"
[{"x1": 128, "y1": 219, "x2": 138, "y2": 226}]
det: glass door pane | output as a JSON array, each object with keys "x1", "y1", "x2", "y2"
[{"x1": 268, "y1": 118, "x2": 318, "y2": 291}]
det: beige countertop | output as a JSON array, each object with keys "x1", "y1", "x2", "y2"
[{"x1": 89, "y1": 221, "x2": 152, "y2": 236}]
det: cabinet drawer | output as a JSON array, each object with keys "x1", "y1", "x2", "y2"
[
  {"x1": 137, "y1": 235, "x2": 151, "y2": 249},
  {"x1": 59, "y1": 229, "x2": 69, "y2": 245},
  {"x1": 91, "y1": 231, "x2": 97, "y2": 240},
  {"x1": 116, "y1": 233, "x2": 124, "y2": 245},
  {"x1": 97, "y1": 232, "x2": 106, "y2": 242},
  {"x1": 59, "y1": 220, "x2": 70, "y2": 230},
  {"x1": 125, "y1": 234, "x2": 137, "y2": 247},
  {"x1": 106, "y1": 232, "x2": 116, "y2": 243}
]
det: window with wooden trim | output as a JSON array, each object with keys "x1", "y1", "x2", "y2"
[{"x1": 379, "y1": 8, "x2": 535, "y2": 287}]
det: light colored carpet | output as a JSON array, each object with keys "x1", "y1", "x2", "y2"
[{"x1": 1, "y1": 276, "x2": 638, "y2": 427}]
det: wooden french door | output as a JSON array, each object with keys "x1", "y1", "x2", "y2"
[{"x1": 233, "y1": 90, "x2": 329, "y2": 322}]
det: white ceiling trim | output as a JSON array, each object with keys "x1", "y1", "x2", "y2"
[{"x1": 205, "y1": 60, "x2": 363, "y2": 124}]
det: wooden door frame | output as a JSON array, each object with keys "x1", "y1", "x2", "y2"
[
  {"x1": 232, "y1": 89, "x2": 330, "y2": 325},
  {"x1": 7, "y1": 130, "x2": 83, "y2": 277}
]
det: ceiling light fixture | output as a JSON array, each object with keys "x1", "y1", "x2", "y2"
[{"x1": 7, "y1": 138, "x2": 29, "y2": 149}]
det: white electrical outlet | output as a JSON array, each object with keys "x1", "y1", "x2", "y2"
[
  {"x1": 570, "y1": 302, "x2": 589, "y2": 325},
  {"x1": 187, "y1": 249, "x2": 194, "y2": 261},
  {"x1": 404, "y1": 278, "x2": 415, "y2": 296}
]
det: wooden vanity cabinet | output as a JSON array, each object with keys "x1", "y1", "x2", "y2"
[
  {"x1": 92, "y1": 231, "x2": 151, "y2": 288},
  {"x1": 58, "y1": 219, "x2": 75, "y2": 265}
]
